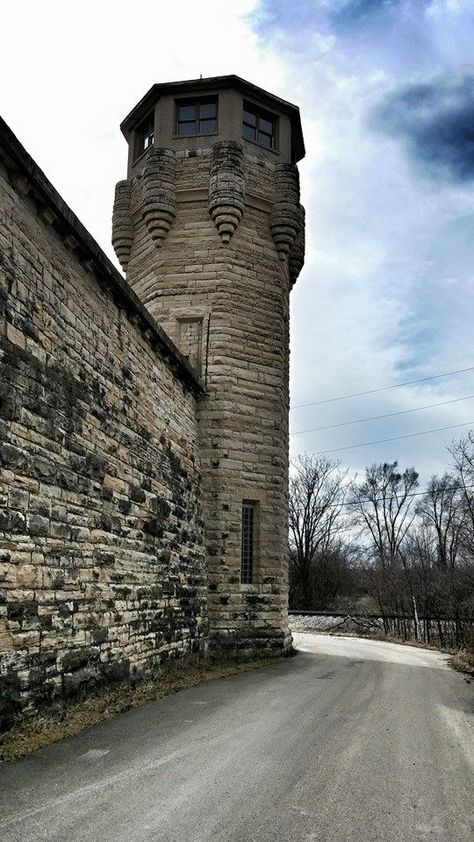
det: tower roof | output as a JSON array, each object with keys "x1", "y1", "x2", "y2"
[{"x1": 121, "y1": 75, "x2": 305, "y2": 163}]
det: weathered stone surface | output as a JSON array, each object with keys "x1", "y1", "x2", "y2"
[
  {"x1": 0, "y1": 134, "x2": 207, "y2": 729},
  {"x1": 289, "y1": 203, "x2": 306, "y2": 288},
  {"x1": 126, "y1": 125, "x2": 304, "y2": 659},
  {"x1": 271, "y1": 164, "x2": 302, "y2": 260},
  {"x1": 112, "y1": 180, "x2": 134, "y2": 270},
  {"x1": 142, "y1": 148, "x2": 176, "y2": 248},
  {"x1": 0, "y1": 76, "x2": 306, "y2": 729},
  {"x1": 208, "y1": 141, "x2": 245, "y2": 243}
]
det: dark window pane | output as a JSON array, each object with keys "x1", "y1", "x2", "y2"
[
  {"x1": 199, "y1": 102, "x2": 216, "y2": 119},
  {"x1": 178, "y1": 121, "x2": 197, "y2": 136},
  {"x1": 243, "y1": 124, "x2": 256, "y2": 141},
  {"x1": 243, "y1": 109, "x2": 257, "y2": 127},
  {"x1": 259, "y1": 117, "x2": 273, "y2": 135},
  {"x1": 178, "y1": 104, "x2": 196, "y2": 121},
  {"x1": 241, "y1": 503, "x2": 254, "y2": 584},
  {"x1": 199, "y1": 118, "x2": 217, "y2": 134},
  {"x1": 243, "y1": 101, "x2": 277, "y2": 149},
  {"x1": 135, "y1": 114, "x2": 154, "y2": 158},
  {"x1": 176, "y1": 98, "x2": 218, "y2": 136},
  {"x1": 257, "y1": 131, "x2": 272, "y2": 148}
]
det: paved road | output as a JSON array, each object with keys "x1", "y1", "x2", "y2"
[{"x1": 1, "y1": 634, "x2": 472, "y2": 842}]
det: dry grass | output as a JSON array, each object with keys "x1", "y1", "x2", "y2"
[
  {"x1": 449, "y1": 648, "x2": 474, "y2": 677},
  {"x1": 0, "y1": 656, "x2": 279, "y2": 764}
]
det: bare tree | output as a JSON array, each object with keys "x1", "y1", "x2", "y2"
[
  {"x1": 289, "y1": 455, "x2": 348, "y2": 609},
  {"x1": 411, "y1": 464, "x2": 474, "y2": 646},
  {"x1": 288, "y1": 439, "x2": 474, "y2": 649},
  {"x1": 416, "y1": 474, "x2": 464, "y2": 570},
  {"x1": 449, "y1": 431, "x2": 474, "y2": 562},
  {"x1": 350, "y1": 461, "x2": 419, "y2": 565},
  {"x1": 404, "y1": 525, "x2": 453, "y2": 644},
  {"x1": 349, "y1": 462, "x2": 419, "y2": 624}
]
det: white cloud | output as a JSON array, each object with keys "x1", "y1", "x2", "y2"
[
  {"x1": 1, "y1": 0, "x2": 472, "y2": 485},
  {"x1": 426, "y1": 0, "x2": 469, "y2": 17},
  {"x1": 248, "y1": 2, "x2": 474, "y2": 483},
  {"x1": 1, "y1": 0, "x2": 273, "y2": 264}
]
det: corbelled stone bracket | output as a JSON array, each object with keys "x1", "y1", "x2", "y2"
[
  {"x1": 209, "y1": 141, "x2": 245, "y2": 244},
  {"x1": 142, "y1": 148, "x2": 177, "y2": 247},
  {"x1": 289, "y1": 203, "x2": 305, "y2": 288},
  {"x1": 112, "y1": 180, "x2": 133, "y2": 271},
  {"x1": 271, "y1": 163, "x2": 301, "y2": 260}
]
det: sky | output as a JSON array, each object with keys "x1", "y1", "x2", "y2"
[{"x1": 1, "y1": 0, "x2": 473, "y2": 486}]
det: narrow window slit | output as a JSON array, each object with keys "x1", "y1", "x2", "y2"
[{"x1": 241, "y1": 502, "x2": 255, "y2": 584}]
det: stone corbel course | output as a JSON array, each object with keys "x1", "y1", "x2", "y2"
[
  {"x1": 289, "y1": 203, "x2": 305, "y2": 288},
  {"x1": 142, "y1": 148, "x2": 177, "y2": 247},
  {"x1": 112, "y1": 180, "x2": 134, "y2": 271},
  {"x1": 209, "y1": 141, "x2": 245, "y2": 244},
  {"x1": 271, "y1": 163, "x2": 301, "y2": 260}
]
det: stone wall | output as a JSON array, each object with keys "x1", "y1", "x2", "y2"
[
  {"x1": 0, "y1": 120, "x2": 208, "y2": 731},
  {"x1": 114, "y1": 141, "x2": 305, "y2": 657},
  {"x1": 0, "y1": 76, "x2": 306, "y2": 728}
]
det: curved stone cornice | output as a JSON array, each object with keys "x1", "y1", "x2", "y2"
[
  {"x1": 209, "y1": 141, "x2": 245, "y2": 244},
  {"x1": 142, "y1": 148, "x2": 176, "y2": 247},
  {"x1": 112, "y1": 180, "x2": 133, "y2": 271},
  {"x1": 289, "y1": 203, "x2": 305, "y2": 288},
  {"x1": 271, "y1": 164, "x2": 300, "y2": 260}
]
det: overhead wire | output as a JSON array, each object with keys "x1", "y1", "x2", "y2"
[
  {"x1": 311, "y1": 420, "x2": 474, "y2": 456},
  {"x1": 289, "y1": 484, "x2": 474, "y2": 511},
  {"x1": 291, "y1": 394, "x2": 474, "y2": 436},
  {"x1": 345, "y1": 482, "x2": 474, "y2": 508},
  {"x1": 291, "y1": 365, "x2": 474, "y2": 410}
]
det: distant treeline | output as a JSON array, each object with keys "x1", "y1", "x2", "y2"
[{"x1": 289, "y1": 431, "x2": 474, "y2": 650}]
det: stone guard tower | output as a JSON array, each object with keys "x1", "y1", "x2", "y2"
[{"x1": 113, "y1": 76, "x2": 305, "y2": 656}]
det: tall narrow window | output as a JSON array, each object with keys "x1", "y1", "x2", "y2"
[{"x1": 241, "y1": 502, "x2": 255, "y2": 584}]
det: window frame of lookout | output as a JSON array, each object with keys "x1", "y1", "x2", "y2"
[{"x1": 120, "y1": 74, "x2": 305, "y2": 178}]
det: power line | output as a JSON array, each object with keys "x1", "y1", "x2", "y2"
[
  {"x1": 291, "y1": 366, "x2": 474, "y2": 410},
  {"x1": 290, "y1": 483, "x2": 474, "y2": 511},
  {"x1": 342, "y1": 483, "x2": 474, "y2": 508},
  {"x1": 291, "y1": 394, "x2": 474, "y2": 436},
  {"x1": 312, "y1": 421, "x2": 474, "y2": 456}
]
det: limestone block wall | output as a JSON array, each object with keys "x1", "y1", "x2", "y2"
[
  {"x1": 0, "y1": 128, "x2": 208, "y2": 731},
  {"x1": 118, "y1": 143, "x2": 305, "y2": 656}
]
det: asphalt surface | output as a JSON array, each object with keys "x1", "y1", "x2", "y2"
[{"x1": 0, "y1": 634, "x2": 472, "y2": 842}]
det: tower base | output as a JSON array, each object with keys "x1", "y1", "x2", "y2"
[{"x1": 208, "y1": 626, "x2": 294, "y2": 661}]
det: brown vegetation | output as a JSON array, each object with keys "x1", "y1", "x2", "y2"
[
  {"x1": 289, "y1": 433, "x2": 474, "y2": 651},
  {"x1": 0, "y1": 656, "x2": 279, "y2": 764}
]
